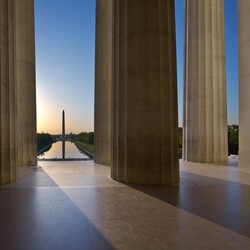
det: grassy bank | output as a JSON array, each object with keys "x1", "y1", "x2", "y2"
[
  {"x1": 74, "y1": 141, "x2": 94, "y2": 158},
  {"x1": 75, "y1": 141, "x2": 94, "y2": 152}
]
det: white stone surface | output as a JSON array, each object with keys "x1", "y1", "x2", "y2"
[
  {"x1": 0, "y1": 0, "x2": 17, "y2": 184},
  {"x1": 112, "y1": 0, "x2": 179, "y2": 184},
  {"x1": 16, "y1": 0, "x2": 37, "y2": 166},
  {"x1": 183, "y1": 0, "x2": 228, "y2": 164},
  {"x1": 238, "y1": 0, "x2": 250, "y2": 172},
  {"x1": 2, "y1": 159, "x2": 250, "y2": 249},
  {"x1": 94, "y1": 0, "x2": 112, "y2": 165}
]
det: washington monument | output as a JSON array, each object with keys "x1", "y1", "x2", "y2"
[{"x1": 62, "y1": 110, "x2": 65, "y2": 160}]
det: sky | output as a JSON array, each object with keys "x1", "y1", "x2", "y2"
[
  {"x1": 35, "y1": 0, "x2": 95, "y2": 134},
  {"x1": 35, "y1": 0, "x2": 238, "y2": 134}
]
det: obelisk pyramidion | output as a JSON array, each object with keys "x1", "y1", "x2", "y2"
[{"x1": 62, "y1": 110, "x2": 65, "y2": 160}]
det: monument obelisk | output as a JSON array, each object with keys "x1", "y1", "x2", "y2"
[{"x1": 62, "y1": 110, "x2": 65, "y2": 160}]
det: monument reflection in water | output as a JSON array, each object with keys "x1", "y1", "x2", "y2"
[
  {"x1": 38, "y1": 110, "x2": 89, "y2": 160},
  {"x1": 38, "y1": 141, "x2": 88, "y2": 159},
  {"x1": 62, "y1": 110, "x2": 65, "y2": 160}
]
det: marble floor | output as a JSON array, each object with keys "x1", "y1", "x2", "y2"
[{"x1": 1, "y1": 157, "x2": 250, "y2": 249}]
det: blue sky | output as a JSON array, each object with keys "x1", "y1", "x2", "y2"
[
  {"x1": 35, "y1": 0, "x2": 238, "y2": 134},
  {"x1": 35, "y1": 0, "x2": 95, "y2": 133}
]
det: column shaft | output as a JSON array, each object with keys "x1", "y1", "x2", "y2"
[
  {"x1": 0, "y1": 0, "x2": 17, "y2": 184},
  {"x1": 238, "y1": 0, "x2": 250, "y2": 172},
  {"x1": 183, "y1": 0, "x2": 228, "y2": 164},
  {"x1": 94, "y1": 0, "x2": 112, "y2": 165},
  {"x1": 112, "y1": 0, "x2": 179, "y2": 184},
  {"x1": 16, "y1": 0, "x2": 37, "y2": 166}
]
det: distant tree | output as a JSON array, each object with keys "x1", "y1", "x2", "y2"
[
  {"x1": 178, "y1": 127, "x2": 183, "y2": 159},
  {"x1": 86, "y1": 132, "x2": 94, "y2": 145},
  {"x1": 177, "y1": 126, "x2": 239, "y2": 156},
  {"x1": 37, "y1": 133, "x2": 54, "y2": 152},
  {"x1": 69, "y1": 133, "x2": 76, "y2": 141},
  {"x1": 228, "y1": 125, "x2": 239, "y2": 155},
  {"x1": 178, "y1": 127, "x2": 182, "y2": 149},
  {"x1": 75, "y1": 132, "x2": 94, "y2": 145}
]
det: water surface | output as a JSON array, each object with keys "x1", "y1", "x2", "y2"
[{"x1": 38, "y1": 141, "x2": 88, "y2": 159}]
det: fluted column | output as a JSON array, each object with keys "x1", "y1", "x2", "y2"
[
  {"x1": 238, "y1": 0, "x2": 250, "y2": 172},
  {"x1": 183, "y1": 0, "x2": 228, "y2": 164},
  {"x1": 112, "y1": 0, "x2": 179, "y2": 184},
  {"x1": 94, "y1": 0, "x2": 112, "y2": 165},
  {"x1": 16, "y1": 0, "x2": 37, "y2": 166},
  {"x1": 0, "y1": 0, "x2": 17, "y2": 184}
]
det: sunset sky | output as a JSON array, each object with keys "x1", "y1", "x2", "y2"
[{"x1": 35, "y1": 0, "x2": 238, "y2": 134}]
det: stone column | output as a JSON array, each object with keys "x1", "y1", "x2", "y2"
[
  {"x1": 16, "y1": 0, "x2": 37, "y2": 166},
  {"x1": 94, "y1": 0, "x2": 112, "y2": 165},
  {"x1": 112, "y1": 0, "x2": 179, "y2": 184},
  {"x1": 183, "y1": 0, "x2": 228, "y2": 164},
  {"x1": 0, "y1": 0, "x2": 17, "y2": 184},
  {"x1": 238, "y1": 0, "x2": 250, "y2": 172}
]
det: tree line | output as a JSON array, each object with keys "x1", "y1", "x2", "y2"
[
  {"x1": 74, "y1": 132, "x2": 94, "y2": 145},
  {"x1": 37, "y1": 131, "x2": 94, "y2": 152},
  {"x1": 37, "y1": 133, "x2": 54, "y2": 152},
  {"x1": 178, "y1": 125, "x2": 239, "y2": 155},
  {"x1": 38, "y1": 126, "x2": 238, "y2": 155},
  {"x1": 228, "y1": 125, "x2": 238, "y2": 155}
]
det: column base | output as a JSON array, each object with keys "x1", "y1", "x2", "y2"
[{"x1": 239, "y1": 150, "x2": 250, "y2": 172}]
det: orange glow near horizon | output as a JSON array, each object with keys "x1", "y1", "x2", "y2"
[{"x1": 36, "y1": 81, "x2": 94, "y2": 135}]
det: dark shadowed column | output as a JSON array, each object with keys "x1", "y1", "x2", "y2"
[
  {"x1": 0, "y1": 0, "x2": 17, "y2": 184},
  {"x1": 16, "y1": 0, "x2": 37, "y2": 166},
  {"x1": 183, "y1": 0, "x2": 228, "y2": 164},
  {"x1": 112, "y1": 0, "x2": 179, "y2": 184},
  {"x1": 94, "y1": 0, "x2": 112, "y2": 165}
]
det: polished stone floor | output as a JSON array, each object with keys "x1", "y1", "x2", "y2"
[{"x1": 1, "y1": 157, "x2": 250, "y2": 249}]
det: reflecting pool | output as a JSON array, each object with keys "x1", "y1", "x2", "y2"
[{"x1": 38, "y1": 141, "x2": 89, "y2": 160}]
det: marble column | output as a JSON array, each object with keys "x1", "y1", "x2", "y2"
[
  {"x1": 0, "y1": 0, "x2": 17, "y2": 184},
  {"x1": 183, "y1": 0, "x2": 228, "y2": 164},
  {"x1": 94, "y1": 0, "x2": 112, "y2": 165},
  {"x1": 112, "y1": 0, "x2": 179, "y2": 184},
  {"x1": 16, "y1": 0, "x2": 37, "y2": 166},
  {"x1": 238, "y1": 0, "x2": 250, "y2": 172}
]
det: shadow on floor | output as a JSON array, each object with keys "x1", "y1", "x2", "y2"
[
  {"x1": 0, "y1": 167, "x2": 114, "y2": 250},
  {"x1": 128, "y1": 172, "x2": 250, "y2": 239}
]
